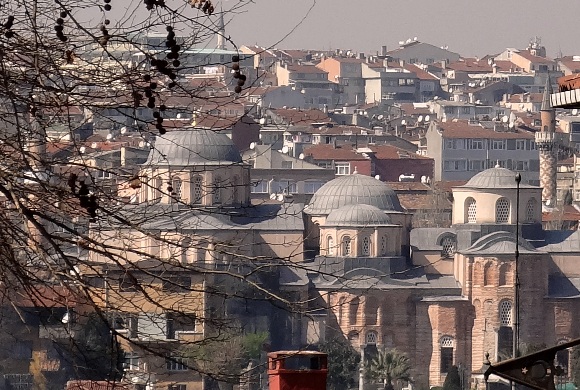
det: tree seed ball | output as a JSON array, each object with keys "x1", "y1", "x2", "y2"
[
  {"x1": 104, "y1": 4, "x2": 111, "y2": 11},
  {"x1": 104, "y1": 19, "x2": 110, "y2": 25},
  {"x1": 233, "y1": 72, "x2": 240, "y2": 79},
  {"x1": 159, "y1": 105, "x2": 167, "y2": 111},
  {"x1": 172, "y1": 60, "x2": 180, "y2": 67},
  {"x1": 159, "y1": 127, "x2": 166, "y2": 135},
  {"x1": 235, "y1": 86, "x2": 242, "y2": 93},
  {"x1": 232, "y1": 55, "x2": 239, "y2": 62},
  {"x1": 153, "y1": 111, "x2": 160, "y2": 118},
  {"x1": 149, "y1": 82, "x2": 157, "y2": 89},
  {"x1": 143, "y1": 74, "x2": 151, "y2": 81},
  {"x1": 147, "y1": 101, "x2": 155, "y2": 108},
  {"x1": 156, "y1": 117, "x2": 163, "y2": 124},
  {"x1": 56, "y1": 18, "x2": 64, "y2": 25},
  {"x1": 237, "y1": 79, "x2": 244, "y2": 86},
  {"x1": 168, "y1": 82, "x2": 176, "y2": 88}
]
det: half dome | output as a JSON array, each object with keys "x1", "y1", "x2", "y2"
[
  {"x1": 305, "y1": 174, "x2": 403, "y2": 215},
  {"x1": 325, "y1": 204, "x2": 392, "y2": 227},
  {"x1": 462, "y1": 167, "x2": 537, "y2": 189},
  {"x1": 146, "y1": 128, "x2": 242, "y2": 166}
]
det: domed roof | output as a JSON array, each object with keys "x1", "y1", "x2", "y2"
[
  {"x1": 305, "y1": 174, "x2": 403, "y2": 215},
  {"x1": 462, "y1": 166, "x2": 537, "y2": 189},
  {"x1": 324, "y1": 204, "x2": 392, "y2": 227},
  {"x1": 146, "y1": 128, "x2": 242, "y2": 166}
]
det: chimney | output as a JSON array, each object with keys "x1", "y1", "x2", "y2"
[
  {"x1": 121, "y1": 146, "x2": 127, "y2": 166},
  {"x1": 357, "y1": 52, "x2": 365, "y2": 60},
  {"x1": 399, "y1": 59, "x2": 405, "y2": 67},
  {"x1": 440, "y1": 60, "x2": 447, "y2": 70},
  {"x1": 492, "y1": 63, "x2": 498, "y2": 74}
]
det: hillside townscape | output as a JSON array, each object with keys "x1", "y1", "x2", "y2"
[{"x1": 1, "y1": 2, "x2": 580, "y2": 390}]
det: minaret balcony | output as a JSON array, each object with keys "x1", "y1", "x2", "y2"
[
  {"x1": 553, "y1": 74, "x2": 580, "y2": 108},
  {"x1": 535, "y1": 131, "x2": 556, "y2": 144}
]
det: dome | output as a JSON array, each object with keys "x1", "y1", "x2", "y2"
[
  {"x1": 146, "y1": 128, "x2": 242, "y2": 166},
  {"x1": 462, "y1": 166, "x2": 537, "y2": 189},
  {"x1": 324, "y1": 204, "x2": 392, "y2": 227},
  {"x1": 305, "y1": 174, "x2": 403, "y2": 215}
]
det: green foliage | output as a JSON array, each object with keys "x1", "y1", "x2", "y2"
[
  {"x1": 442, "y1": 366, "x2": 461, "y2": 390},
  {"x1": 318, "y1": 338, "x2": 361, "y2": 390},
  {"x1": 366, "y1": 349, "x2": 412, "y2": 390},
  {"x1": 241, "y1": 331, "x2": 269, "y2": 361}
]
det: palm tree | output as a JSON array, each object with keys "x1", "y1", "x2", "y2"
[{"x1": 366, "y1": 349, "x2": 412, "y2": 390}]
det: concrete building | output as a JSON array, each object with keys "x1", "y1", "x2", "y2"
[{"x1": 385, "y1": 39, "x2": 460, "y2": 65}]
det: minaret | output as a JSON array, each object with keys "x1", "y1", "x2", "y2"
[
  {"x1": 535, "y1": 77, "x2": 557, "y2": 204},
  {"x1": 216, "y1": 8, "x2": 225, "y2": 50}
]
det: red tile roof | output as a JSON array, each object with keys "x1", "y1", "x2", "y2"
[
  {"x1": 304, "y1": 144, "x2": 366, "y2": 160},
  {"x1": 516, "y1": 51, "x2": 556, "y2": 64},
  {"x1": 269, "y1": 108, "x2": 332, "y2": 125},
  {"x1": 403, "y1": 63, "x2": 438, "y2": 80},
  {"x1": 287, "y1": 64, "x2": 328, "y2": 74}
]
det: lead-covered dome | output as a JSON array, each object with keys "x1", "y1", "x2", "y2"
[
  {"x1": 325, "y1": 204, "x2": 392, "y2": 227},
  {"x1": 305, "y1": 174, "x2": 403, "y2": 215},
  {"x1": 146, "y1": 128, "x2": 242, "y2": 166},
  {"x1": 462, "y1": 166, "x2": 536, "y2": 189}
]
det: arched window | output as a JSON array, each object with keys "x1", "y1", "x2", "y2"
[
  {"x1": 327, "y1": 236, "x2": 335, "y2": 256},
  {"x1": 483, "y1": 263, "x2": 493, "y2": 286},
  {"x1": 496, "y1": 198, "x2": 510, "y2": 223},
  {"x1": 380, "y1": 236, "x2": 387, "y2": 255},
  {"x1": 499, "y1": 264, "x2": 508, "y2": 286},
  {"x1": 441, "y1": 236, "x2": 456, "y2": 258},
  {"x1": 556, "y1": 339, "x2": 570, "y2": 375},
  {"x1": 526, "y1": 198, "x2": 537, "y2": 222},
  {"x1": 498, "y1": 300, "x2": 514, "y2": 360},
  {"x1": 180, "y1": 237, "x2": 191, "y2": 264},
  {"x1": 466, "y1": 198, "x2": 477, "y2": 223},
  {"x1": 499, "y1": 300, "x2": 513, "y2": 326},
  {"x1": 365, "y1": 331, "x2": 378, "y2": 345},
  {"x1": 213, "y1": 175, "x2": 222, "y2": 204},
  {"x1": 193, "y1": 176, "x2": 203, "y2": 204},
  {"x1": 362, "y1": 237, "x2": 371, "y2": 256},
  {"x1": 440, "y1": 336, "x2": 454, "y2": 373},
  {"x1": 342, "y1": 236, "x2": 352, "y2": 256},
  {"x1": 172, "y1": 177, "x2": 182, "y2": 201},
  {"x1": 365, "y1": 297, "x2": 379, "y2": 325},
  {"x1": 349, "y1": 297, "x2": 359, "y2": 325}
]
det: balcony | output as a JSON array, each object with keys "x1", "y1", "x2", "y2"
[{"x1": 554, "y1": 74, "x2": 580, "y2": 108}]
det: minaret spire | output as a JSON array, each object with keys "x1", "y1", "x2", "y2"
[
  {"x1": 536, "y1": 76, "x2": 557, "y2": 205},
  {"x1": 216, "y1": 6, "x2": 225, "y2": 50}
]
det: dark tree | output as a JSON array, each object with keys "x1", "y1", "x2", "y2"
[
  {"x1": 318, "y1": 338, "x2": 361, "y2": 390},
  {"x1": 442, "y1": 366, "x2": 461, "y2": 390}
]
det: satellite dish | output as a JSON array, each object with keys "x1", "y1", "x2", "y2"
[
  {"x1": 61, "y1": 311, "x2": 70, "y2": 324},
  {"x1": 502, "y1": 115, "x2": 509, "y2": 123},
  {"x1": 374, "y1": 174, "x2": 380, "y2": 180},
  {"x1": 281, "y1": 145, "x2": 289, "y2": 154},
  {"x1": 138, "y1": 140, "x2": 145, "y2": 148},
  {"x1": 249, "y1": 142, "x2": 256, "y2": 150},
  {"x1": 401, "y1": 119, "x2": 406, "y2": 125},
  {"x1": 276, "y1": 194, "x2": 284, "y2": 201},
  {"x1": 417, "y1": 115, "x2": 423, "y2": 123},
  {"x1": 298, "y1": 153, "x2": 305, "y2": 160},
  {"x1": 91, "y1": 142, "x2": 97, "y2": 148},
  {"x1": 120, "y1": 127, "x2": 128, "y2": 134},
  {"x1": 269, "y1": 193, "x2": 277, "y2": 200},
  {"x1": 176, "y1": 113, "x2": 182, "y2": 119},
  {"x1": 442, "y1": 116, "x2": 447, "y2": 122},
  {"x1": 377, "y1": 114, "x2": 384, "y2": 120},
  {"x1": 573, "y1": 109, "x2": 579, "y2": 116},
  {"x1": 421, "y1": 175, "x2": 427, "y2": 183},
  {"x1": 259, "y1": 117, "x2": 266, "y2": 125},
  {"x1": 106, "y1": 133, "x2": 113, "y2": 140},
  {"x1": 424, "y1": 115, "x2": 430, "y2": 122},
  {"x1": 79, "y1": 146, "x2": 86, "y2": 154}
]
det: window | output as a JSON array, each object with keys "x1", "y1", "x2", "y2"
[
  {"x1": 349, "y1": 297, "x2": 359, "y2": 325},
  {"x1": 166, "y1": 313, "x2": 196, "y2": 339},
  {"x1": 469, "y1": 139, "x2": 485, "y2": 150},
  {"x1": 124, "y1": 353, "x2": 141, "y2": 371},
  {"x1": 192, "y1": 176, "x2": 203, "y2": 204},
  {"x1": 398, "y1": 78, "x2": 406, "y2": 86},
  {"x1": 445, "y1": 139, "x2": 465, "y2": 150},
  {"x1": 213, "y1": 176, "x2": 222, "y2": 204},
  {"x1": 172, "y1": 177, "x2": 182, "y2": 201},
  {"x1": 119, "y1": 273, "x2": 139, "y2": 292},
  {"x1": 362, "y1": 237, "x2": 371, "y2": 256},
  {"x1": 272, "y1": 180, "x2": 297, "y2": 194},
  {"x1": 441, "y1": 236, "x2": 455, "y2": 258},
  {"x1": 516, "y1": 140, "x2": 526, "y2": 150},
  {"x1": 514, "y1": 161, "x2": 528, "y2": 171},
  {"x1": 342, "y1": 236, "x2": 352, "y2": 256},
  {"x1": 112, "y1": 314, "x2": 138, "y2": 337},
  {"x1": 168, "y1": 384, "x2": 187, "y2": 390},
  {"x1": 366, "y1": 331, "x2": 378, "y2": 345},
  {"x1": 335, "y1": 162, "x2": 350, "y2": 175},
  {"x1": 251, "y1": 180, "x2": 268, "y2": 193},
  {"x1": 469, "y1": 160, "x2": 485, "y2": 171},
  {"x1": 461, "y1": 106, "x2": 471, "y2": 115},
  {"x1": 305, "y1": 180, "x2": 324, "y2": 194},
  {"x1": 381, "y1": 236, "x2": 387, "y2": 255},
  {"x1": 466, "y1": 198, "x2": 477, "y2": 223},
  {"x1": 281, "y1": 161, "x2": 293, "y2": 169},
  {"x1": 162, "y1": 277, "x2": 191, "y2": 293},
  {"x1": 499, "y1": 300, "x2": 512, "y2": 326},
  {"x1": 495, "y1": 198, "x2": 510, "y2": 223},
  {"x1": 166, "y1": 357, "x2": 189, "y2": 371},
  {"x1": 526, "y1": 198, "x2": 537, "y2": 222},
  {"x1": 491, "y1": 140, "x2": 506, "y2": 150},
  {"x1": 327, "y1": 236, "x2": 334, "y2": 256},
  {"x1": 440, "y1": 336, "x2": 454, "y2": 373},
  {"x1": 443, "y1": 160, "x2": 467, "y2": 171}
]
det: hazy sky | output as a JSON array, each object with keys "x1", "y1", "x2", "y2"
[{"x1": 224, "y1": 0, "x2": 580, "y2": 58}]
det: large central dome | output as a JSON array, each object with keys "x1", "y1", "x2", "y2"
[
  {"x1": 146, "y1": 128, "x2": 242, "y2": 166},
  {"x1": 305, "y1": 174, "x2": 403, "y2": 215}
]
